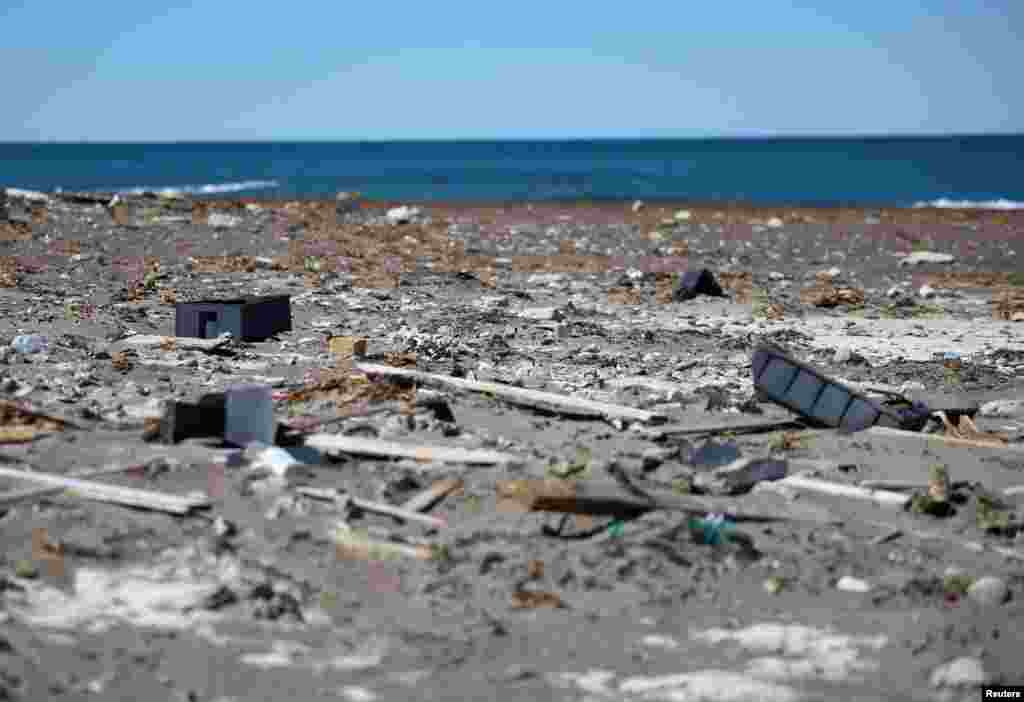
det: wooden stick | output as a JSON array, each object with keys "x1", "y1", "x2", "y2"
[
  {"x1": 400, "y1": 478, "x2": 464, "y2": 513},
  {"x1": 776, "y1": 475, "x2": 910, "y2": 508},
  {"x1": 0, "y1": 463, "x2": 156, "y2": 508},
  {"x1": 353, "y1": 362, "x2": 665, "y2": 424},
  {"x1": 496, "y1": 478, "x2": 841, "y2": 524},
  {"x1": 1003, "y1": 485, "x2": 1024, "y2": 497},
  {"x1": 858, "y1": 479, "x2": 928, "y2": 491},
  {"x1": 334, "y1": 527, "x2": 436, "y2": 561},
  {"x1": 649, "y1": 419, "x2": 806, "y2": 437},
  {"x1": 295, "y1": 486, "x2": 447, "y2": 529},
  {"x1": 866, "y1": 426, "x2": 1024, "y2": 453},
  {"x1": 0, "y1": 466, "x2": 210, "y2": 515},
  {"x1": 305, "y1": 433, "x2": 522, "y2": 466}
]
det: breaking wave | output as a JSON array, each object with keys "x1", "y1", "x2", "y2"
[
  {"x1": 116, "y1": 180, "x2": 280, "y2": 196},
  {"x1": 913, "y1": 197, "x2": 1024, "y2": 210}
]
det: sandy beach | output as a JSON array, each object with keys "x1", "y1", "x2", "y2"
[{"x1": 1, "y1": 188, "x2": 1023, "y2": 701}]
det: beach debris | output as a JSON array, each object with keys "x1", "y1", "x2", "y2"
[
  {"x1": 687, "y1": 514, "x2": 755, "y2": 550},
  {"x1": 631, "y1": 200, "x2": 644, "y2": 213},
  {"x1": 121, "y1": 334, "x2": 232, "y2": 352},
  {"x1": 510, "y1": 590, "x2": 564, "y2": 609},
  {"x1": 10, "y1": 334, "x2": 48, "y2": 355},
  {"x1": 496, "y1": 478, "x2": 839, "y2": 523},
  {"x1": 694, "y1": 456, "x2": 788, "y2": 495},
  {"x1": 771, "y1": 475, "x2": 910, "y2": 508},
  {"x1": 225, "y1": 384, "x2": 276, "y2": 447},
  {"x1": 937, "y1": 411, "x2": 1007, "y2": 447},
  {"x1": 296, "y1": 486, "x2": 447, "y2": 529},
  {"x1": 979, "y1": 399, "x2": 1024, "y2": 419},
  {"x1": 753, "y1": 343, "x2": 931, "y2": 432},
  {"x1": 354, "y1": 362, "x2": 666, "y2": 424},
  {"x1": 0, "y1": 466, "x2": 210, "y2": 514},
  {"x1": 399, "y1": 478, "x2": 464, "y2": 513},
  {"x1": 157, "y1": 392, "x2": 227, "y2": 443},
  {"x1": 898, "y1": 251, "x2": 955, "y2": 267},
  {"x1": 799, "y1": 281, "x2": 865, "y2": 308},
  {"x1": 334, "y1": 526, "x2": 438, "y2": 561},
  {"x1": 306, "y1": 433, "x2": 522, "y2": 466},
  {"x1": 0, "y1": 400, "x2": 77, "y2": 443},
  {"x1": 975, "y1": 493, "x2": 1019, "y2": 534},
  {"x1": 174, "y1": 294, "x2": 292, "y2": 341},
  {"x1": 866, "y1": 426, "x2": 1024, "y2": 453},
  {"x1": 673, "y1": 269, "x2": 725, "y2": 301},
  {"x1": 329, "y1": 336, "x2": 368, "y2": 370},
  {"x1": 993, "y1": 288, "x2": 1024, "y2": 321}
]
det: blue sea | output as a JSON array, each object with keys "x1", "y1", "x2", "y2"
[{"x1": 2, "y1": 135, "x2": 1023, "y2": 208}]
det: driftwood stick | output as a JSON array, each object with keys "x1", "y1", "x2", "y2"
[
  {"x1": 0, "y1": 466, "x2": 210, "y2": 515},
  {"x1": 295, "y1": 486, "x2": 447, "y2": 529},
  {"x1": 778, "y1": 475, "x2": 910, "y2": 508},
  {"x1": 400, "y1": 478, "x2": 464, "y2": 513},
  {"x1": 866, "y1": 426, "x2": 1024, "y2": 453},
  {"x1": 0, "y1": 463, "x2": 157, "y2": 508},
  {"x1": 496, "y1": 479, "x2": 841, "y2": 524},
  {"x1": 354, "y1": 362, "x2": 665, "y2": 424},
  {"x1": 305, "y1": 433, "x2": 522, "y2": 466}
]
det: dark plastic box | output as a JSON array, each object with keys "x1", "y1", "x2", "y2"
[{"x1": 174, "y1": 294, "x2": 292, "y2": 341}]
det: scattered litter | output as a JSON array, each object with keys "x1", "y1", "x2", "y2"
[{"x1": 296, "y1": 486, "x2": 447, "y2": 529}]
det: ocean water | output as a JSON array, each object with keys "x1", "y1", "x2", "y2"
[{"x1": 1, "y1": 135, "x2": 1022, "y2": 208}]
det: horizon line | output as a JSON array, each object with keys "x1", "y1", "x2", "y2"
[{"x1": 2, "y1": 130, "x2": 1023, "y2": 145}]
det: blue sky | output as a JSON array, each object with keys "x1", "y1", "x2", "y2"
[{"x1": 2, "y1": 0, "x2": 1021, "y2": 141}]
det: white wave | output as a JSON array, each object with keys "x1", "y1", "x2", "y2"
[
  {"x1": 117, "y1": 180, "x2": 279, "y2": 196},
  {"x1": 913, "y1": 197, "x2": 1024, "y2": 210}
]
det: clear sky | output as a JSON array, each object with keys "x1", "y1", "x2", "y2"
[{"x1": 2, "y1": 0, "x2": 1021, "y2": 141}]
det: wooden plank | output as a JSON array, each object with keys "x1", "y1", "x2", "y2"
[
  {"x1": 305, "y1": 433, "x2": 522, "y2": 466},
  {"x1": 354, "y1": 362, "x2": 665, "y2": 424},
  {"x1": 866, "y1": 426, "x2": 1024, "y2": 453},
  {"x1": 0, "y1": 466, "x2": 211, "y2": 515},
  {"x1": 777, "y1": 475, "x2": 910, "y2": 508},
  {"x1": 0, "y1": 463, "x2": 157, "y2": 508}
]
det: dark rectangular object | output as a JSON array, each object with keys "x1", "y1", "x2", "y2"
[
  {"x1": 161, "y1": 393, "x2": 226, "y2": 444},
  {"x1": 174, "y1": 294, "x2": 292, "y2": 341},
  {"x1": 753, "y1": 343, "x2": 931, "y2": 433}
]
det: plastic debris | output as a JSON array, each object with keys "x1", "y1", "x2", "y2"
[
  {"x1": 11, "y1": 334, "x2": 48, "y2": 354},
  {"x1": 673, "y1": 269, "x2": 725, "y2": 301}
]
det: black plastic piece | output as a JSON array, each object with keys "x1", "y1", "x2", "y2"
[{"x1": 674, "y1": 269, "x2": 725, "y2": 301}]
